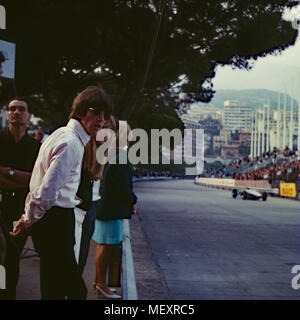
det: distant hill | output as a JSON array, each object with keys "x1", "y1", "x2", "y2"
[{"x1": 204, "y1": 89, "x2": 299, "y2": 110}]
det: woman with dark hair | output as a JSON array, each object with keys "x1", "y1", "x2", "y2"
[{"x1": 92, "y1": 118, "x2": 137, "y2": 299}]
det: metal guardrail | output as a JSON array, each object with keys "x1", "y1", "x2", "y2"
[
  {"x1": 122, "y1": 219, "x2": 138, "y2": 300},
  {"x1": 194, "y1": 179, "x2": 279, "y2": 195},
  {"x1": 132, "y1": 176, "x2": 173, "y2": 182}
]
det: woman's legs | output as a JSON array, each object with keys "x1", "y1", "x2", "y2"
[{"x1": 94, "y1": 244, "x2": 115, "y2": 294}]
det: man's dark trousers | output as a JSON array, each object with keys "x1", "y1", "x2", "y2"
[
  {"x1": 78, "y1": 202, "x2": 96, "y2": 274},
  {"x1": 30, "y1": 207, "x2": 87, "y2": 300}
]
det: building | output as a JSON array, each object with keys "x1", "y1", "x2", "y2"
[
  {"x1": 182, "y1": 118, "x2": 202, "y2": 130},
  {"x1": 250, "y1": 99, "x2": 300, "y2": 158},
  {"x1": 181, "y1": 105, "x2": 222, "y2": 122},
  {"x1": 213, "y1": 128, "x2": 231, "y2": 152},
  {"x1": 214, "y1": 129, "x2": 251, "y2": 157},
  {"x1": 180, "y1": 118, "x2": 206, "y2": 157},
  {"x1": 239, "y1": 131, "x2": 251, "y2": 144},
  {"x1": 221, "y1": 145, "x2": 239, "y2": 158},
  {"x1": 223, "y1": 100, "x2": 252, "y2": 131}
]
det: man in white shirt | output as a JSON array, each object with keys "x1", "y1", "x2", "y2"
[{"x1": 11, "y1": 86, "x2": 112, "y2": 300}]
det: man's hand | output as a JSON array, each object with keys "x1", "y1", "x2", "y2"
[
  {"x1": 10, "y1": 215, "x2": 29, "y2": 238},
  {"x1": 0, "y1": 166, "x2": 31, "y2": 187},
  {"x1": 132, "y1": 203, "x2": 137, "y2": 215}
]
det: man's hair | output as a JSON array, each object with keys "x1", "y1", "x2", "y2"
[
  {"x1": 7, "y1": 97, "x2": 31, "y2": 113},
  {"x1": 0, "y1": 51, "x2": 5, "y2": 63},
  {"x1": 69, "y1": 86, "x2": 113, "y2": 121}
]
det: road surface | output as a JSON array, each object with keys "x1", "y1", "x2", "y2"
[{"x1": 133, "y1": 180, "x2": 300, "y2": 300}]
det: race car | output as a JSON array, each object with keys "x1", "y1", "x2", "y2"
[{"x1": 232, "y1": 188, "x2": 268, "y2": 201}]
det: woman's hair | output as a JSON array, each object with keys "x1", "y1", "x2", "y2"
[
  {"x1": 84, "y1": 115, "x2": 117, "y2": 180},
  {"x1": 83, "y1": 116, "x2": 132, "y2": 180},
  {"x1": 82, "y1": 137, "x2": 97, "y2": 180},
  {"x1": 106, "y1": 114, "x2": 117, "y2": 132},
  {"x1": 115, "y1": 119, "x2": 131, "y2": 149}
]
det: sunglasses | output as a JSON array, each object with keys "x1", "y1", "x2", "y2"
[{"x1": 89, "y1": 108, "x2": 110, "y2": 121}]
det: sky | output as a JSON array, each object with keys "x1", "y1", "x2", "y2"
[{"x1": 212, "y1": 10, "x2": 300, "y2": 100}]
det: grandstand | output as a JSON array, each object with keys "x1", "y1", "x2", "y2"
[{"x1": 202, "y1": 147, "x2": 300, "y2": 184}]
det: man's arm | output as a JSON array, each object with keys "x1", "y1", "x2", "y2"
[
  {"x1": 111, "y1": 164, "x2": 137, "y2": 206},
  {"x1": 9, "y1": 169, "x2": 31, "y2": 185},
  {"x1": 0, "y1": 173, "x2": 27, "y2": 189},
  {"x1": 24, "y1": 141, "x2": 77, "y2": 226},
  {"x1": 0, "y1": 167, "x2": 31, "y2": 189}
]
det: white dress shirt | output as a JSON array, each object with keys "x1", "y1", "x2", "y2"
[{"x1": 24, "y1": 119, "x2": 90, "y2": 226}]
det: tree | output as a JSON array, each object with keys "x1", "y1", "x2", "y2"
[{"x1": 0, "y1": 0, "x2": 298, "y2": 131}]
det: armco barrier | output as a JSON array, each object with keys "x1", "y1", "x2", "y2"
[
  {"x1": 132, "y1": 177, "x2": 173, "y2": 182},
  {"x1": 122, "y1": 220, "x2": 138, "y2": 300},
  {"x1": 196, "y1": 178, "x2": 235, "y2": 187},
  {"x1": 194, "y1": 177, "x2": 300, "y2": 200},
  {"x1": 194, "y1": 177, "x2": 234, "y2": 189},
  {"x1": 235, "y1": 180, "x2": 269, "y2": 189},
  {"x1": 195, "y1": 177, "x2": 271, "y2": 190},
  {"x1": 194, "y1": 177, "x2": 275, "y2": 192}
]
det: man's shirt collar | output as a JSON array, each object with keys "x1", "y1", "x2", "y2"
[{"x1": 67, "y1": 119, "x2": 90, "y2": 147}]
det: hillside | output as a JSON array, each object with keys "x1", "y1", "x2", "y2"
[{"x1": 204, "y1": 89, "x2": 299, "y2": 110}]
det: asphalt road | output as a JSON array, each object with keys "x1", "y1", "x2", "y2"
[{"x1": 133, "y1": 180, "x2": 300, "y2": 300}]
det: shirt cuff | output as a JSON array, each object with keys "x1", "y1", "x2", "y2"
[
  {"x1": 25, "y1": 204, "x2": 46, "y2": 226},
  {"x1": 22, "y1": 214, "x2": 31, "y2": 228}
]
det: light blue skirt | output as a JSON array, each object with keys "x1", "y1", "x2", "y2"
[{"x1": 92, "y1": 219, "x2": 123, "y2": 245}]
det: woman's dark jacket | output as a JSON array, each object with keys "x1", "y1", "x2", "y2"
[{"x1": 96, "y1": 149, "x2": 137, "y2": 221}]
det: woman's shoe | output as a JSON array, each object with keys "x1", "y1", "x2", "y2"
[
  {"x1": 95, "y1": 285, "x2": 121, "y2": 299},
  {"x1": 93, "y1": 282, "x2": 116, "y2": 293},
  {"x1": 93, "y1": 282, "x2": 98, "y2": 294}
]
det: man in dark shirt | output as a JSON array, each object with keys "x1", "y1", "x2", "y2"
[{"x1": 0, "y1": 97, "x2": 40, "y2": 299}]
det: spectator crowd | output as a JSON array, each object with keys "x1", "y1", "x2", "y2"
[{"x1": 202, "y1": 147, "x2": 300, "y2": 183}]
